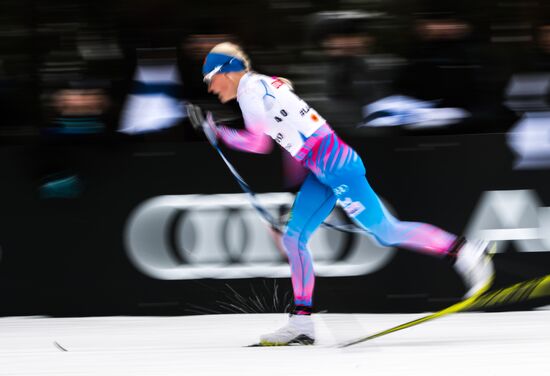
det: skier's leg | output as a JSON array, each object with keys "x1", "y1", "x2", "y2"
[
  {"x1": 333, "y1": 176, "x2": 456, "y2": 255},
  {"x1": 282, "y1": 173, "x2": 337, "y2": 310},
  {"x1": 308, "y1": 132, "x2": 494, "y2": 297},
  {"x1": 260, "y1": 173, "x2": 337, "y2": 345}
]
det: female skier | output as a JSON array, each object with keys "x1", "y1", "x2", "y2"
[{"x1": 199, "y1": 42, "x2": 494, "y2": 346}]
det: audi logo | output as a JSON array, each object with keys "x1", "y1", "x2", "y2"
[{"x1": 124, "y1": 193, "x2": 396, "y2": 280}]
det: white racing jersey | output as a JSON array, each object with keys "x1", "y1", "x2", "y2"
[{"x1": 218, "y1": 72, "x2": 326, "y2": 156}]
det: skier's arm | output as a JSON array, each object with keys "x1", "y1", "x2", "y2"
[
  {"x1": 217, "y1": 121, "x2": 273, "y2": 154},
  {"x1": 216, "y1": 88, "x2": 273, "y2": 154}
]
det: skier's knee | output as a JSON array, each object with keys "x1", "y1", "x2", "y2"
[
  {"x1": 366, "y1": 222, "x2": 397, "y2": 246},
  {"x1": 282, "y1": 228, "x2": 308, "y2": 255},
  {"x1": 282, "y1": 230, "x2": 299, "y2": 254}
]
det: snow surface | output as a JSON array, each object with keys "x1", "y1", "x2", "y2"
[{"x1": 0, "y1": 310, "x2": 549, "y2": 376}]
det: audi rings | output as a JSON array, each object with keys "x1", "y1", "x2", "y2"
[{"x1": 124, "y1": 193, "x2": 396, "y2": 280}]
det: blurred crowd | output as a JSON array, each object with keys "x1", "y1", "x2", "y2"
[{"x1": 1, "y1": 0, "x2": 550, "y2": 142}]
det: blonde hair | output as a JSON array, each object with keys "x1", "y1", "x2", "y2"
[
  {"x1": 209, "y1": 42, "x2": 252, "y2": 72},
  {"x1": 209, "y1": 42, "x2": 294, "y2": 89}
]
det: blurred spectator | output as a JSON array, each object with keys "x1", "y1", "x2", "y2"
[
  {"x1": 314, "y1": 12, "x2": 397, "y2": 128},
  {"x1": 323, "y1": 32, "x2": 376, "y2": 106},
  {"x1": 390, "y1": 12, "x2": 521, "y2": 132},
  {"x1": 36, "y1": 80, "x2": 111, "y2": 198},
  {"x1": 396, "y1": 14, "x2": 480, "y2": 113},
  {"x1": 52, "y1": 87, "x2": 109, "y2": 134}
]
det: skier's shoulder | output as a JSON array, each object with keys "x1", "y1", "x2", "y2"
[{"x1": 239, "y1": 72, "x2": 287, "y2": 98}]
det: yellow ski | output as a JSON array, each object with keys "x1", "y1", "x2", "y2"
[{"x1": 339, "y1": 274, "x2": 550, "y2": 347}]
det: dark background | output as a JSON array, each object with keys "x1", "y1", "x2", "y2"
[
  {"x1": 0, "y1": 0, "x2": 550, "y2": 317},
  {"x1": 0, "y1": 133, "x2": 549, "y2": 317}
]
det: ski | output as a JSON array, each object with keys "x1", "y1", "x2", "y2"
[
  {"x1": 339, "y1": 274, "x2": 550, "y2": 347},
  {"x1": 246, "y1": 335, "x2": 314, "y2": 347}
]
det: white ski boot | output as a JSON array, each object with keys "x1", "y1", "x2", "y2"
[
  {"x1": 453, "y1": 239, "x2": 495, "y2": 298},
  {"x1": 259, "y1": 314, "x2": 315, "y2": 346}
]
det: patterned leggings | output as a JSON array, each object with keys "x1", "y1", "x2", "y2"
[{"x1": 284, "y1": 130, "x2": 456, "y2": 307}]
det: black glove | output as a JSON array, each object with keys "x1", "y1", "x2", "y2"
[
  {"x1": 186, "y1": 103, "x2": 205, "y2": 132},
  {"x1": 186, "y1": 103, "x2": 219, "y2": 145}
]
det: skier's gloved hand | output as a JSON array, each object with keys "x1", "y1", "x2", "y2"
[
  {"x1": 186, "y1": 103, "x2": 205, "y2": 132},
  {"x1": 185, "y1": 103, "x2": 219, "y2": 145}
]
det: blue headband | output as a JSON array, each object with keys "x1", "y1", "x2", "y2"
[{"x1": 202, "y1": 52, "x2": 246, "y2": 77}]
